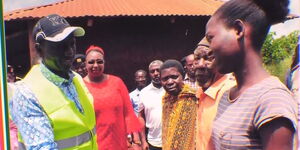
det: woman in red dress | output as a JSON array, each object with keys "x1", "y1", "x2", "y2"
[{"x1": 83, "y1": 45, "x2": 142, "y2": 150}]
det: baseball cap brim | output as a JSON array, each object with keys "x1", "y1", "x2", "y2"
[
  {"x1": 197, "y1": 37, "x2": 209, "y2": 47},
  {"x1": 45, "y1": 26, "x2": 85, "y2": 42}
]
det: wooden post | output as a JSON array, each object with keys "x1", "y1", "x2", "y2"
[
  {"x1": 0, "y1": 1, "x2": 10, "y2": 149},
  {"x1": 27, "y1": 20, "x2": 40, "y2": 66}
]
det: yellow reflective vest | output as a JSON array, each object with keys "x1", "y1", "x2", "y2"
[{"x1": 19, "y1": 65, "x2": 97, "y2": 150}]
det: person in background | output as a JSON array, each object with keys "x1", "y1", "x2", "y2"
[
  {"x1": 138, "y1": 60, "x2": 164, "y2": 150},
  {"x1": 286, "y1": 43, "x2": 299, "y2": 97},
  {"x1": 181, "y1": 54, "x2": 199, "y2": 90},
  {"x1": 193, "y1": 37, "x2": 236, "y2": 150},
  {"x1": 7, "y1": 65, "x2": 18, "y2": 150},
  {"x1": 7, "y1": 65, "x2": 16, "y2": 83},
  {"x1": 160, "y1": 59, "x2": 198, "y2": 150},
  {"x1": 286, "y1": 41, "x2": 299, "y2": 149},
  {"x1": 9, "y1": 14, "x2": 97, "y2": 149},
  {"x1": 128, "y1": 69, "x2": 147, "y2": 150},
  {"x1": 206, "y1": 0, "x2": 297, "y2": 149},
  {"x1": 83, "y1": 45, "x2": 142, "y2": 150},
  {"x1": 72, "y1": 54, "x2": 87, "y2": 77},
  {"x1": 130, "y1": 69, "x2": 148, "y2": 116}
]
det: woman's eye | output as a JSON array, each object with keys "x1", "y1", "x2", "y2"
[{"x1": 97, "y1": 60, "x2": 104, "y2": 64}]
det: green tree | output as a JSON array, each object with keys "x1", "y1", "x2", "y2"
[
  {"x1": 262, "y1": 30, "x2": 299, "y2": 82},
  {"x1": 262, "y1": 31, "x2": 299, "y2": 65}
]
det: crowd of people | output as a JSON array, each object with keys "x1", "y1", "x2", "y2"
[{"x1": 6, "y1": 0, "x2": 300, "y2": 149}]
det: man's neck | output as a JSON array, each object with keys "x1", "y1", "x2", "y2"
[
  {"x1": 152, "y1": 82, "x2": 162, "y2": 89},
  {"x1": 43, "y1": 63, "x2": 70, "y2": 79},
  {"x1": 137, "y1": 86, "x2": 144, "y2": 91},
  {"x1": 201, "y1": 73, "x2": 223, "y2": 92},
  {"x1": 186, "y1": 74, "x2": 195, "y2": 82}
]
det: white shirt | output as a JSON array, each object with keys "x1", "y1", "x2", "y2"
[{"x1": 138, "y1": 83, "x2": 165, "y2": 147}]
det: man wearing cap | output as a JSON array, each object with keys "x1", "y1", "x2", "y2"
[
  {"x1": 9, "y1": 14, "x2": 97, "y2": 150},
  {"x1": 194, "y1": 37, "x2": 236, "y2": 150},
  {"x1": 72, "y1": 54, "x2": 87, "y2": 77}
]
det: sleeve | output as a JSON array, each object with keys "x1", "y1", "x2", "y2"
[
  {"x1": 129, "y1": 93, "x2": 139, "y2": 116},
  {"x1": 117, "y1": 78, "x2": 142, "y2": 134},
  {"x1": 253, "y1": 88, "x2": 298, "y2": 131},
  {"x1": 9, "y1": 84, "x2": 58, "y2": 150}
]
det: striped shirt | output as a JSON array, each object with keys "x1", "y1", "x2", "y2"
[
  {"x1": 184, "y1": 74, "x2": 200, "y2": 91},
  {"x1": 212, "y1": 76, "x2": 297, "y2": 149}
]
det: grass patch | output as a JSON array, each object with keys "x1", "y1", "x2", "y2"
[{"x1": 264, "y1": 55, "x2": 293, "y2": 83}]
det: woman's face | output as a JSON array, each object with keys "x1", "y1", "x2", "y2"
[
  {"x1": 205, "y1": 16, "x2": 245, "y2": 74},
  {"x1": 86, "y1": 50, "x2": 105, "y2": 78}
]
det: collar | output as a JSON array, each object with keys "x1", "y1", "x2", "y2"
[
  {"x1": 134, "y1": 88, "x2": 141, "y2": 93},
  {"x1": 163, "y1": 84, "x2": 196, "y2": 102},
  {"x1": 150, "y1": 82, "x2": 163, "y2": 90},
  {"x1": 40, "y1": 63, "x2": 74, "y2": 87},
  {"x1": 197, "y1": 74, "x2": 233, "y2": 100},
  {"x1": 184, "y1": 74, "x2": 189, "y2": 80}
]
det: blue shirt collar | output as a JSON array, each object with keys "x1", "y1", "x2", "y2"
[{"x1": 40, "y1": 63, "x2": 74, "y2": 86}]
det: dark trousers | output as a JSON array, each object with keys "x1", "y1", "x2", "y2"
[{"x1": 149, "y1": 144, "x2": 162, "y2": 150}]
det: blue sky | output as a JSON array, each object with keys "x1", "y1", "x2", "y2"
[
  {"x1": 270, "y1": 0, "x2": 300, "y2": 37},
  {"x1": 3, "y1": 0, "x2": 300, "y2": 37}
]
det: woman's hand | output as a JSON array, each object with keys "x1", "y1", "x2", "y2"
[
  {"x1": 130, "y1": 143, "x2": 142, "y2": 150},
  {"x1": 141, "y1": 140, "x2": 149, "y2": 150}
]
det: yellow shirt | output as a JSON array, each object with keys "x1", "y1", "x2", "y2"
[{"x1": 196, "y1": 74, "x2": 236, "y2": 150}]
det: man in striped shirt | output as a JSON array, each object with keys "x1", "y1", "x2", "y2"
[{"x1": 182, "y1": 54, "x2": 200, "y2": 91}]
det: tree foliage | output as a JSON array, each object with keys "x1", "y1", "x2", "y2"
[{"x1": 262, "y1": 31, "x2": 299, "y2": 65}]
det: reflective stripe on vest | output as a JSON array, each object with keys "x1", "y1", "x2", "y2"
[{"x1": 18, "y1": 127, "x2": 96, "y2": 150}]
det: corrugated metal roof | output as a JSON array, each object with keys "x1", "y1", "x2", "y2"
[{"x1": 4, "y1": 0, "x2": 223, "y2": 21}]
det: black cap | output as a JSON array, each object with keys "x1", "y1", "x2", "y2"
[
  {"x1": 73, "y1": 54, "x2": 86, "y2": 64},
  {"x1": 32, "y1": 14, "x2": 85, "y2": 43}
]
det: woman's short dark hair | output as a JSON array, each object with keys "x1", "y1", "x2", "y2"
[
  {"x1": 214, "y1": 0, "x2": 289, "y2": 50},
  {"x1": 160, "y1": 59, "x2": 185, "y2": 77}
]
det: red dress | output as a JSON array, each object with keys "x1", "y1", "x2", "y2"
[{"x1": 84, "y1": 75, "x2": 141, "y2": 150}]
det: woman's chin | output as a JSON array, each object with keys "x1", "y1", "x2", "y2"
[{"x1": 90, "y1": 72, "x2": 103, "y2": 77}]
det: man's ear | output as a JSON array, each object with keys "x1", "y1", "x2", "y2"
[
  {"x1": 35, "y1": 43, "x2": 40, "y2": 51},
  {"x1": 233, "y1": 19, "x2": 245, "y2": 40},
  {"x1": 35, "y1": 43, "x2": 43, "y2": 56}
]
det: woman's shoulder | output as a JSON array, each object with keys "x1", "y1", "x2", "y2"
[
  {"x1": 248, "y1": 76, "x2": 289, "y2": 94},
  {"x1": 106, "y1": 74, "x2": 125, "y2": 84}
]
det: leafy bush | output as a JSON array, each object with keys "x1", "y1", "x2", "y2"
[
  {"x1": 262, "y1": 30, "x2": 299, "y2": 83},
  {"x1": 264, "y1": 56, "x2": 292, "y2": 82},
  {"x1": 262, "y1": 31, "x2": 299, "y2": 65}
]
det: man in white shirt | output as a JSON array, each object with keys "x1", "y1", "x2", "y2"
[{"x1": 138, "y1": 60, "x2": 164, "y2": 150}]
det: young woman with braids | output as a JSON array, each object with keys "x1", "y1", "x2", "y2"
[{"x1": 205, "y1": 0, "x2": 298, "y2": 149}]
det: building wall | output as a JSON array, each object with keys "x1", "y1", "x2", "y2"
[{"x1": 5, "y1": 16, "x2": 208, "y2": 91}]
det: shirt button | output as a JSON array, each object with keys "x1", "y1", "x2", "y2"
[{"x1": 220, "y1": 131, "x2": 225, "y2": 138}]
